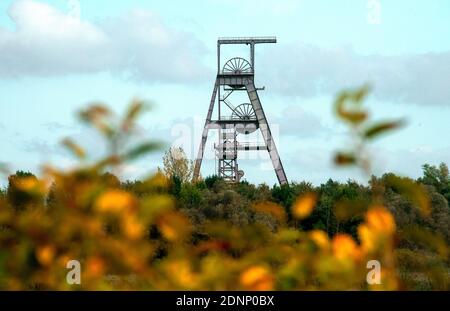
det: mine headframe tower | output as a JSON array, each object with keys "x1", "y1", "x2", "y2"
[{"x1": 193, "y1": 37, "x2": 288, "y2": 185}]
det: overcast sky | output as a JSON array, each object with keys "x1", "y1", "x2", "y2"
[{"x1": 0, "y1": 0, "x2": 449, "y2": 186}]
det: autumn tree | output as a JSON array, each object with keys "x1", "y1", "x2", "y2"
[
  {"x1": 7, "y1": 170, "x2": 41, "y2": 210},
  {"x1": 162, "y1": 147, "x2": 193, "y2": 183}
]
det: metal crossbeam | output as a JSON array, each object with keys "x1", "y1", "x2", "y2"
[{"x1": 218, "y1": 37, "x2": 277, "y2": 44}]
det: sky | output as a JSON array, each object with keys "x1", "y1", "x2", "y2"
[{"x1": 0, "y1": 0, "x2": 449, "y2": 186}]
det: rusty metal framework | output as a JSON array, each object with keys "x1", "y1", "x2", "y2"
[{"x1": 193, "y1": 37, "x2": 288, "y2": 185}]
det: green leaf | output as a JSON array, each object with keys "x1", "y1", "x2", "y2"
[
  {"x1": 401, "y1": 226, "x2": 448, "y2": 259},
  {"x1": 352, "y1": 84, "x2": 370, "y2": 103},
  {"x1": 93, "y1": 155, "x2": 121, "y2": 170},
  {"x1": 364, "y1": 120, "x2": 404, "y2": 139},
  {"x1": 334, "y1": 86, "x2": 369, "y2": 125},
  {"x1": 334, "y1": 198, "x2": 368, "y2": 221},
  {"x1": 385, "y1": 175, "x2": 430, "y2": 216},
  {"x1": 124, "y1": 141, "x2": 163, "y2": 160}
]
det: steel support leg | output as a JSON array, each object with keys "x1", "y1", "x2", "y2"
[
  {"x1": 245, "y1": 81, "x2": 288, "y2": 185},
  {"x1": 193, "y1": 79, "x2": 219, "y2": 181}
]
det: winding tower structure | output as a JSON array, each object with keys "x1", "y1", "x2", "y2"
[{"x1": 193, "y1": 37, "x2": 288, "y2": 185}]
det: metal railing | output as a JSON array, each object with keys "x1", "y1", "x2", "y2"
[
  {"x1": 237, "y1": 142, "x2": 262, "y2": 147},
  {"x1": 215, "y1": 142, "x2": 266, "y2": 149},
  {"x1": 220, "y1": 71, "x2": 254, "y2": 75},
  {"x1": 219, "y1": 116, "x2": 257, "y2": 121}
]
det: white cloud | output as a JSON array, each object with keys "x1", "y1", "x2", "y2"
[
  {"x1": 271, "y1": 105, "x2": 330, "y2": 138},
  {"x1": 209, "y1": 0, "x2": 302, "y2": 17},
  {"x1": 372, "y1": 145, "x2": 450, "y2": 179},
  {"x1": 100, "y1": 10, "x2": 209, "y2": 83},
  {"x1": 261, "y1": 43, "x2": 450, "y2": 106},
  {"x1": 0, "y1": 0, "x2": 210, "y2": 82}
]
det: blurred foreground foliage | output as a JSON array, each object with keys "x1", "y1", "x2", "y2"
[{"x1": 0, "y1": 90, "x2": 448, "y2": 290}]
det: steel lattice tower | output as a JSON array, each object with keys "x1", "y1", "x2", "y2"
[{"x1": 193, "y1": 37, "x2": 288, "y2": 185}]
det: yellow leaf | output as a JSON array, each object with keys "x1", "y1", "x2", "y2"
[
  {"x1": 358, "y1": 206, "x2": 396, "y2": 254},
  {"x1": 122, "y1": 214, "x2": 145, "y2": 240},
  {"x1": 332, "y1": 234, "x2": 360, "y2": 261},
  {"x1": 157, "y1": 212, "x2": 191, "y2": 242},
  {"x1": 240, "y1": 265, "x2": 274, "y2": 291},
  {"x1": 309, "y1": 230, "x2": 330, "y2": 250},
  {"x1": 292, "y1": 192, "x2": 317, "y2": 219},
  {"x1": 334, "y1": 85, "x2": 370, "y2": 125},
  {"x1": 358, "y1": 224, "x2": 377, "y2": 253},
  {"x1": 165, "y1": 260, "x2": 198, "y2": 288},
  {"x1": 122, "y1": 99, "x2": 148, "y2": 132},
  {"x1": 61, "y1": 138, "x2": 86, "y2": 159},
  {"x1": 79, "y1": 104, "x2": 110, "y2": 123},
  {"x1": 95, "y1": 190, "x2": 137, "y2": 213},
  {"x1": 365, "y1": 206, "x2": 396, "y2": 235},
  {"x1": 15, "y1": 177, "x2": 39, "y2": 191}
]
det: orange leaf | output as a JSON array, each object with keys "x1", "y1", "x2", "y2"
[
  {"x1": 36, "y1": 245, "x2": 56, "y2": 266},
  {"x1": 292, "y1": 192, "x2": 317, "y2": 219},
  {"x1": 95, "y1": 190, "x2": 137, "y2": 213},
  {"x1": 240, "y1": 266, "x2": 274, "y2": 291},
  {"x1": 332, "y1": 234, "x2": 360, "y2": 260}
]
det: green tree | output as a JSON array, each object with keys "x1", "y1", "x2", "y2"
[
  {"x1": 419, "y1": 163, "x2": 450, "y2": 203},
  {"x1": 179, "y1": 182, "x2": 203, "y2": 208},
  {"x1": 204, "y1": 175, "x2": 220, "y2": 189}
]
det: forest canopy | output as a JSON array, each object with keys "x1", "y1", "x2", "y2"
[{"x1": 0, "y1": 87, "x2": 448, "y2": 290}]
